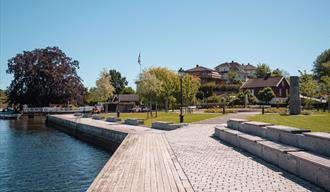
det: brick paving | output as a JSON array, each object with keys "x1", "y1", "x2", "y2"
[{"x1": 165, "y1": 112, "x2": 324, "y2": 192}]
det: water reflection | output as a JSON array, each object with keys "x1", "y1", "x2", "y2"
[{"x1": 0, "y1": 117, "x2": 111, "y2": 192}]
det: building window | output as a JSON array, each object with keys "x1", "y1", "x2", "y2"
[
  {"x1": 282, "y1": 81, "x2": 284, "y2": 86},
  {"x1": 279, "y1": 89, "x2": 282, "y2": 96},
  {"x1": 286, "y1": 89, "x2": 288, "y2": 96},
  {"x1": 251, "y1": 89, "x2": 254, "y2": 95}
]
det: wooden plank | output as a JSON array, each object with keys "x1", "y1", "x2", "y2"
[
  {"x1": 155, "y1": 134, "x2": 173, "y2": 192},
  {"x1": 150, "y1": 134, "x2": 158, "y2": 192},
  {"x1": 88, "y1": 134, "x2": 134, "y2": 191},
  {"x1": 157, "y1": 134, "x2": 179, "y2": 192},
  {"x1": 112, "y1": 134, "x2": 140, "y2": 192},
  {"x1": 153, "y1": 134, "x2": 165, "y2": 192},
  {"x1": 104, "y1": 134, "x2": 139, "y2": 192},
  {"x1": 144, "y1": 134, "x2": 151, "y2": 192}
]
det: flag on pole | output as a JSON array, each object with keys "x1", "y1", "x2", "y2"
[{"x1": 138, "y1": 53, "x2": 141, "y2": 65}]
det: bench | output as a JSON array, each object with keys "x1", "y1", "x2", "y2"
[
  {"x1": 92, "y1": 115, "x2": 103, "y2": 120},
  {"x1": 106, "y1": 117, "x2": 121, "y2": 122},
  {"x1": 227, "y1": 118, "x2": 248, "y2": 130},
  {"x1": 237, "y1": 134, "x2": 265, "y2": 157},
  {"x1": 239, "y1": 121, "x2": 273, "y2": 137},
  {"x1": 297, "y1": 132, "x2": 330, "y2": 157},
  {"x1": 124, "y1": 118, "x2": 144, "y2": 126},
  {"x1": 151, "y1": 121, "x2": 184, "y2": 130},
  {"x1": 265, "y1": 125, "x2": 310, "y2": 146},
  {"x1": 288, "y1": 151, "x2": 330, "y2": 191}
]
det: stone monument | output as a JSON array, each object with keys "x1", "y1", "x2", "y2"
[{"x1": 289, "y1": 76, "x2": 301, "y2": 115}]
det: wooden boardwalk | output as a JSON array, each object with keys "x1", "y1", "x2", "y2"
[
  {"x1": 88, "y1": 133, "x2": 193, "y2": 192},
  {"x1": 51, "y1": 115, "x2": 193, "y2": 192}
]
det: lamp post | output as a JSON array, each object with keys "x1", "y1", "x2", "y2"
[
  {"x1": 178, "y1": 67, "x2": 184, "y2": 123},
  {"x1": 116, "y1": 84, "x2": 120, "y2": 118}
]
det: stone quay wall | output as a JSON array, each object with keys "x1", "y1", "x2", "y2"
[{"x1": 47, "y1": 115, "x2": 127, "y2": 152}]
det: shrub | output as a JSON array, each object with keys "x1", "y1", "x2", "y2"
[
  {"x1": 301, "y1": 111, "x2": 312, "y2": 115},
  {"x1": 264, "y1": 107, "x2": 287, "y2": 114}
]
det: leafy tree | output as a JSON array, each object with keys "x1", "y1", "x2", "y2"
[
  {"x1": 0, "y1": 89, "x2": 8, "y2": 109},
  {"x1": 236, "y1": 90, "x2": 257, "y2": 105},
  {"x1": 148, "y1": 67, "x2": 179, "y2": 112},
  {"x1": 299, "y1": 70, "x2": 317, "y2": 98},
  {"x1": 255, "y1": 63, "x2": 271, "y2": 78},
  {"x1": 319, "y1": 75, "x2": 330, "y2": 111},
  {"x1": 109, "y1": 69, "x2": 128, "y2": 94},
  {"x1": 6, "y1": 47, "x2": 84, "y2": 108},
  {"x1": 271, "y1": 68, "x2": 290, "y2": 78},
  {"x1": 207, "y1": 95, "x2": 221, "y2": 103},
  {"x1": 313, "y1": 49, "x2": 330, "y2": 80},
  {"x1": 228, "y1": 69, "x2": 237, "y2": 83},
  {"x1": 257, "y1": 87, "x2": 275, "y2": 104},
  {"x1": 88, "y1": 69, "x2": 115, "y2": 102},
  {"x1": 137, "y1": 71, "x2": 162, "y2": 116},
  {"x1": 121, "y1": 86, "x2": 135, "y2": 94},
  {"x1": 199, "y1": 82, "x2": 216, "y2": 98},
  {"x1": 181, "y1": 74, "x2": 200, "y2": 105}
]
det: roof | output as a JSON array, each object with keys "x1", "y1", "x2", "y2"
[
  {"x1": 215, "y1": 61, "x2": 243, "y2": 71},
  {"x1": 113, "y1": 94, "x2": 139, "y2": 102},
  {"x1": 243, "y1": 63, "x2": 256, "y2": 71},
  {"x1": 185, "y1": 65, "x2": 216, "y2": 72},
  {"x1": 240, "y1": 76, "x2": 287, "y2": 89}
]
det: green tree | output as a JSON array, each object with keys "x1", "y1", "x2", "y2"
[
  {"x1": 255, "y1": 63, "x2": 272, "y2": 78},
  {"x1": 199, "y1": 82, "x2": 216, "y2": 98},
  {"x1": 181, "y1": 74, "x2": 200, "y2": 105},
  {"x1": 6, "y1": 47, "x2": 84, "y2": 108},
  {"x1": 109, "y1": 69, "x2": 128, "y2": 94},
  {"x1": 228, "y1": 69, "x2": 237, "y2": 83},
  {"x1": 0, "y1": 89, "x2": 8, "y2": 109},
  {"x1": 137, "y1": 71, "x2": 162, "y2": 117},
  {"x1": 207, "y1": 95, "x2": 221, "y2": 103},
  {"x1": 121, "y1": 86, "x2": 135, "y2": 94},
  {"x1": 299, "y1": 70, "x2": 317, "y2": 109},
  {"x1": 257, "y1": 87, "x2": 275, "y2": 104},
  {"x1": 319, "y1": 76, "x2": 330, "y2": 111},
  {"x1": 236, "y1": 90, "x2": 257, "y2": 105},
  {"x1": 148, "y1": 67, "x2": 179, "y2": 112},
  {"x1": 313, "y1": 49, "x2": 330, "y2": 80},
  {"x1": 88, "y1": 69, "x2": 115, "y2": 103}
]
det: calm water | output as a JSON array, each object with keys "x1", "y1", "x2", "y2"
[{"x1": 0, "y1": 117, "x2": 112, "y2": 192}]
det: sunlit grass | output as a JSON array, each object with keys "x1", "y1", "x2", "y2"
[
  {"x1": 248, "y1": 112, "x2": 330, "y2": 132},
  {"x1": 101, "y1": 112, "x2": 223, "y2": 127}
]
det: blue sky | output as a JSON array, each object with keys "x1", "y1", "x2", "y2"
[{"x1": 0, "y1": 0, "x2": 329, "y2": 90}]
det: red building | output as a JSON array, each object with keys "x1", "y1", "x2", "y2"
[{"x1": 241, "y1": 76, "x2": 290, "y2": 100}]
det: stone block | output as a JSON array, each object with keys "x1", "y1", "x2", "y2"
[
  {"x1": 237, "y1": 134, "x2": 265, "y2": 157},
  {"x1": 297, "y1": 132, "x2": 330, "y2": 157},
  {"x1": 106, "y1": 117, "x2": 121, "y2": 122},
  {"x1": 151, "y1": 121, "x2": 183, "y2": 130},
  {"x1": 265, "y1": 125, "x2": 310, "y2": 146},
  {"x1": 222, "y1": 129, "x2": 245, "y2": 147},
  {"x1": 214, "y1": 126, "x2": 229, "y2": 140},
  {"x1": 258, "y1": 140, "x2": 301, "y2": 166},
  {"x1": 92, "y1": 114, "x2": 103, "y2": 120},
  {"x1": 227, "y1": 118, "x2": 247, "y2": 130},
  {"x1": 289, "y1": 151, "x2": 330, "y2": 191},
  {"x1": 239, "y1": 121, "x2": 272, "y2": 137},
  {"x1": 124, "y1": 118, "x2": 144, "y2": 126}
]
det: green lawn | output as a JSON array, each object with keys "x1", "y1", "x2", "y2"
[
  {"x1": 248, "y1": 112, "x2": 330, "y2": 132},
  {"x1": 101, "y1": 112, "x2": 223, "y2": 127}
]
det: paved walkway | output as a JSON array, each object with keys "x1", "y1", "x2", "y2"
[{"x1": 165, "y1": 112, "x2": 324, "y2": 192}]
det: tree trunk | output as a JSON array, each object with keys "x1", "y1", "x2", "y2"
[
  {"x1": 155, "y1": 103, "x2": 158, "y2": 117},
  {"x1": 164, "y1": 98, "x2": 168, "y2": 113}
]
